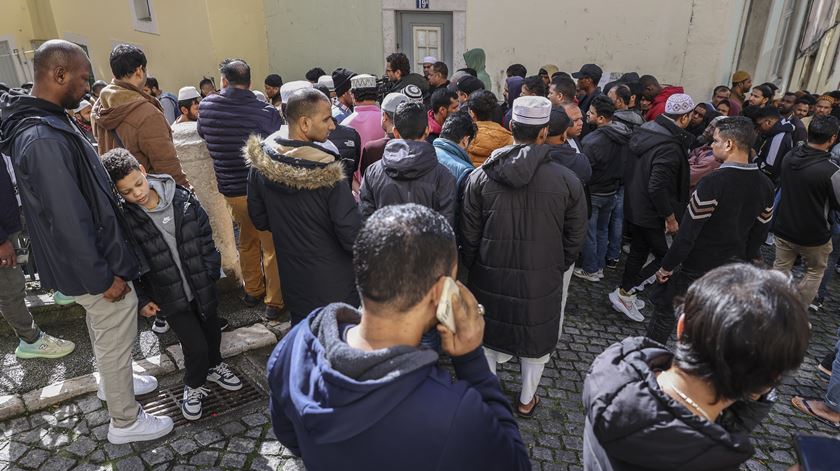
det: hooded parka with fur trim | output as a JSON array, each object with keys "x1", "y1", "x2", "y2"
[{"x1": 246, "y1": 135, "x2": 363, "y2": 324}]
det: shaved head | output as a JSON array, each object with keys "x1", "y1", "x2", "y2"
[
  {"x1": 34, "y1": 40, "x2": 88, "y2": 79},
  {"x1": 31, "y1": 39, "x2": 91, "y2": 109}
]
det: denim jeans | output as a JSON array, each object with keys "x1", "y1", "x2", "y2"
[
  {"x1": 582, "y1": 194, "x2": 617, "y2": 273},
  {"x1": 607, "y1": 187, "x2": 624, "y2": 261},
  {"x1": 825, "y1": 328, "x2": 840, "y2": 413},
  {"x1": 817, "y1": 225, "x2": 840, "y2": 300}
]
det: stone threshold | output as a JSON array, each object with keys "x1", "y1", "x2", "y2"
[{"x1": 0, "y1": 321, "x2": 290, "y2": 422}]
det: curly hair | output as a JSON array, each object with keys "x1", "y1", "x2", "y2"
[{"x1": 101, "y1": 148, "x2": 141, "y2": 183}]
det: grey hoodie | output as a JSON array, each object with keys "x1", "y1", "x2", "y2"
[{"x1": 144, "y1": 174, "x2": 193, "y2": 301}]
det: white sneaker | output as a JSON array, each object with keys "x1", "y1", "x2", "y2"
[
  {"x1": 151, "y1": 318, "x2": 170, "y2": 334},
  {"x1": 574, "y1": 268, "x2": 601, "y2": 282},
  {"x1": 207, "y1": 362, "x2": 243, "y2": 391},
  {"x1": 98, "y1": 374, "x2": 158, "y2": 401},
  {"x1": 634, "y1": 297, "x2": 646, "y2": 310},
  {"x1": 595, "y1": 269, "x2": 605, "y2": 279},
  {"x1": 107, "y1": 407, "x2": 173, "y2": 445},
  {"x1": 181, "y1": 385, "x2": 211, "y2": 421},
  {"x1": 609, "y1": 288, "x2": 645, "y2": 322},
  {"x1": 632, "y1": 274, "x2": 656, "y2": 293}
]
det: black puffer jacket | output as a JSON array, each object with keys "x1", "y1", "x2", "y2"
[
  {"x1": 461, "y1": 144, "x2": 587, "y2": 357},
  {"x1": 625, "y1": 116, "x2": 692, "y2": 229},
  {"x1": 583, "y1": 337, "x2": 771, "y2": 471},
  {"x1": 581, "y1": 122, "x2": 632, "y2": 195},
  {"x1": 122, "y1": 180, "x2": 220, "y2": 319},
  {"x1": 327, "y1": 123, "x2": 362, "y2": 180},
  {"x1": 0, "y1": 91, "x2": 142, "y2": 296},
  {"x1": 247, "y1": 135, "x2": 362, "y2": 324},
  {"x1": 359, "y1": 139, "x2": 456, "y2": 227}
]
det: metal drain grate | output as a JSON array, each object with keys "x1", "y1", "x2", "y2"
[{"x1": 139, "y1": 377, "x2": 264, "y2": 426}]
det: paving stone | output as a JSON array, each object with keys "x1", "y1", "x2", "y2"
[
  {"x1": 104, "y1": 442, "x2": 133, "y2": 460},
  {"x1": 18, "y1": 448, "x2": 50, "y2": 469},
  {"x1": 171, "y1": 438, "x2": 199, "y2": 456},
  {"x1": 85, "y1": 409, "x2": 111, "y2": 427},
  {"x1": 194, "y1": 430, "x2": 224, "y2": 447},
  {"x1": 87, "y1": 449, "x2": 107, "y2": 464},
  {"x1": 141, "y1": 446, "x2": 174, "y2": 466},
  {"x1": 64, "y1": 435, "x2": 97, "y2": 457},
  {"x1": 76, "y1": 395, "x2": 104, "y2": 414},
  {"x1": 0, "y1": 442, "x2": 28, "y2": 462},
  {"x1": 219, "y1": 421, "x2": 246, "y2": 437},
  {"x1": 259, "y1": 440, "x2": 283, "y2": 456},
  {"x1": 39, "y1": 431, "x2": 70, "y2": 449},
  {"x1": 72, "y1": 465, "x2": 111, "y2": 471},
  {"x1": 227, "y1": 437, "x2": 255, "y2": 454},
  {"x1": 114, "y1": 456, "x2": 145, "y2": 471},
  {"x1": 171, "y1": 466, "x2": 197, "y2": 471},
  {"x1": 14, "y1": 428, "x2": 46, "y2": 445},
  {"x1": 189, "y1": 451, "x2": 218, "y2": 466},
  {"x1": 220, "y1": 452, "x2": 247, "y2": 469},
  {"x1": 250, "y1": 456, "x2": 284, "y2": 471},
  {"x1": 41, "y1": 456, "x2": 75, "y2": 471},
  {"x1": 241, "y1": 412, "x2": 269, "y2": 427},
  {"x1": 0, "y1": 396, "x2": 24, "y2": 422},
  {"x1": 91, "y1": 423, "x2": 109, "y2": 442}
]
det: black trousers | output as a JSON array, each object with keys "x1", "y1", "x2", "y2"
[
  {"x1": 646, "y1": 268, "x2": 702, "y2": 344},
  {"x1": 167, "y1": 301, "x2": 222, "y2": 388},
  {"x1": 620, "y1": 222, "x2": 669, "y2": 292}
]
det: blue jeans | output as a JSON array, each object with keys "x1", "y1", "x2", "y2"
[
  {"x1": 582, "y1": 194, "x2": 617, "y2": 273},
  {"x1": 607, "y1": 187, "x2": 624, "y2": 261},
  {"x1": 817, "y1": 224, "x2": 840, "y2": 300},
  {"x1": 826, "y1": 329, "x2": 840, "y2": 413}
]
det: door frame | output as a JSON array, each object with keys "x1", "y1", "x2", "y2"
[
  {"x1": 396, "y1": 11, "x2": 453, "y2": 71},
  {"x1": 382, "y1": 0, "x2": 466, "y2": 70}
]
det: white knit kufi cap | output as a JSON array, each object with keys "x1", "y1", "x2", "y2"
[
  {"x1": 350, "y1": 74, "x2": 377, "y2": 90},
  {"x1": 177, "y1": 86, "x2": 200, "y2": 101},
  {"x1": 381, "y1": 92, "x2": 409, "y2": 114},
  {"x1": 73, "y1": 99, "x2": 92, "y2": 113},
  {"x1": 665, "y1": 93, "x2": 695, "y2": 115},
  {"x1": 280, "y1": 80, "x2": 313, "y2": 103},
  {"x1": 422, "y1": 56, "x2": 438, "y2": 64},
  {"x1": 512, "y1": 96, "x2": 552, "y2": 126},
  {"x1": 317, "y1": 75, "x2": 335, "y2": 91}
]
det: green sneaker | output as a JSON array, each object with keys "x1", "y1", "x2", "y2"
[
  {"x1": 15, "y1": 333, "x2": 76, "y2": 359},
  {"x1": 52, "y1": 291, "x2": 76, "y2": 306}
]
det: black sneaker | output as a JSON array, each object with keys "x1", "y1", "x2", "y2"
[
  {"x1": 218, "y1": 317, "x2": 230, "y2": 332},
  {"x1": 605, "y1": 259, "x2": 619, "y2": 269},
  {"x1": 242, "y1": 293, "x2": 264, "y2": 308},
  {"x1": 264, "y1": 306, "x2": 282, "y2": 321}
]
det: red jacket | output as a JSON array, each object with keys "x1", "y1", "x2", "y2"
[{"x1": 645, "y1": 86, "x2": 684, "y2": 122}]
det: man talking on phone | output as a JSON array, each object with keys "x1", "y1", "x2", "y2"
[{"x1": 267, "y1": 204, "x2": 531, "y2": 471}]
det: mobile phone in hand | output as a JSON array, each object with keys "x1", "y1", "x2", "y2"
[{"x1": 436, "y1": 277, "x2": 458, "y2": 333}]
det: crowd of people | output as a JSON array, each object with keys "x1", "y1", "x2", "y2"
[{"x1": 0, "y1": 39, "x2": 838, "y2": 469}]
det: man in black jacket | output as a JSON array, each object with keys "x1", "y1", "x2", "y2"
[
  {"x1": 646, "y1": 117, "x2": 775, "y2": 343},
  {"x1": 247, "y1": 88, "x2": 362, "y2": 325},
  {"x1": 584, "y1": 264, "x2": 808, "y2": 471},
  {"x1": 609, "y1": 94, "x2": 695, "y2": 323},
  {"x1": 773, "y1": 115, "x2": 840, "y2": 307},
  {"x1": 575, "y1": 96, "x2": 630, "y2": 281},
  {"x1": 359, "y1": 102, "x2": 456, "y2": 227},
  {"x1": 461, "y1": 96, "x2": 587, "y2": 417},
  {"x1": 0, "y1": 40, "x2": 172, "y2": 444},
  {"x1": 748, "y1": 105, "x2": 794, "y2": 186},
  {"x1": 198, "y1": 58, "x2": 285, "y2": 320}
]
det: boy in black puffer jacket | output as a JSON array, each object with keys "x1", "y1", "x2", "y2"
[{"x1": 102, "y1": 148, "x2": 242, "y2": 422}]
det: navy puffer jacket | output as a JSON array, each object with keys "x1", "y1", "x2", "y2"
[{"x1": 197, "y1": 88, "x2": 282, "y2": 197}]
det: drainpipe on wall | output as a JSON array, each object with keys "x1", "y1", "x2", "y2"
[{"x1": 781, "y1": 0, "x2": 811, "y2": 93}]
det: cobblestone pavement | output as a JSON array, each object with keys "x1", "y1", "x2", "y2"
[{"x1": 1, "y1": 250, "x2": 838, "y2": 470}]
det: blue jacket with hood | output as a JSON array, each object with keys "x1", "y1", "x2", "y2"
[{"x1": 267, "y1": 303, "x2": 531, "y2": 471}]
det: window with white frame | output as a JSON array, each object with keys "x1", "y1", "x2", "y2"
[
  {"x1": 130, "y1": 0, "x2": 157, "y2": 34},
  {"x1": 413, "y1": 26, "x2": 441, "y2": 69}
]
